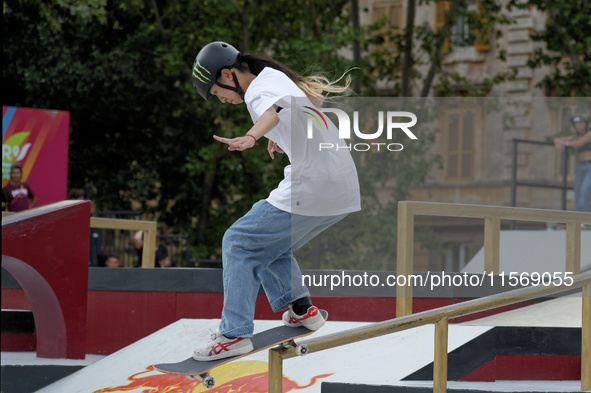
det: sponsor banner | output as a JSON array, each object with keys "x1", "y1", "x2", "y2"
[{"x1": 2, "y1": 106, "x2": 70, "y2": 207}]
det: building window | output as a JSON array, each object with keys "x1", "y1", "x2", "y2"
[
  {"x1": 452, "y1": 0, "x2": 476, "y2": 46},
  {"x1": 372, "y1": 0, "x2": 403, "y2": 48},
  {"x1": 443, "y1": 108, "x2": 476, "y2": 181},
  {"x1": 436, "y1": 0, "x2": 489, "y2": 53}
]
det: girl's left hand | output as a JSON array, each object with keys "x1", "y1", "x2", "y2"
[
  {"x1": 268, "y1": 140, "x2": 284, "y2": 159},
  {"x1": 213, "y1": 135, "x2": 256, "y2": 151}
]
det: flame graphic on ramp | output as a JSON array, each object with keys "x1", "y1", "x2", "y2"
[{"x1": 94, "y1": 360, "x2": 332, "y2": 393}]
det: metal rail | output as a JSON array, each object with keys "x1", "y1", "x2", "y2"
[
  {"x1": 267, "y1": 201, "x2": 591, "y2": 392},
  {"x1": 90, "y1": 217, "x2": 157, "y2": 268},
  {"x1": 510, "y1": 139, "x2": 571, "y2": 212},
  {"x1": 396, "y1": 201, "x2": 591, "y2": 316},
  {"x1": 4, "y1": 211, "x2": 160, "y2": 268},
  {"x1": 268, "y1": 270, "x2": 591, "y2": 392}
]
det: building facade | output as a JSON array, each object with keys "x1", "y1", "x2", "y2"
[{"x1": 358, "y1": 0, "x2": 584, "y2": 271}]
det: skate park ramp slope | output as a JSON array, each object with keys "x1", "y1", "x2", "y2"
[
  {"x1": 462, "y1": 230, "x2": 591, "y2": 274},
  {"x1": 38, "y1": 318, "x2": 491, "y2": 393},
  {"x1": 460, "y1": 292, "x2": 582, "y2": 328}
]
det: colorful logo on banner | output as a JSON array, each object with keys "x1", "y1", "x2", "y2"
[
  {"x1": 2, "y1": 106, "x2": 70, "y2": 207},
  {"x1": 94, "y1": 361, "x2": 332, "y2": 393}
]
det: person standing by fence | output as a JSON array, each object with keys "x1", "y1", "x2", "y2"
[{"x1": 554, "y1": 113, "x2": 591, "y2": 213}]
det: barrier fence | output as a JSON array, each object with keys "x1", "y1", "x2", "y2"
[{"x1": 267, "y1": 201, "x2": 591, "y2": 393}]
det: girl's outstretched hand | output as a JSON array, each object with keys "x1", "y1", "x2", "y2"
[
  {"x1": 268, "y1": 140, "x2": 284, "y2": 159},
  {"x1": 213, "y1": 135, "x2": 256, "y2": 151}
]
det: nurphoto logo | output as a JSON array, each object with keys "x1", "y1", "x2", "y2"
[{"x1": 304, "y1": 108, "x2": 418, "y2": 152}]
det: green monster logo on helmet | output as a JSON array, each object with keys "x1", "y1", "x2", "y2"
[{"x1": 192, "y1": 62, "x2": 212, "y2": 84}]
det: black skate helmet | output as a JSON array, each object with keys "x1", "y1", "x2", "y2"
[
  {"x1": 572, "y1": 113, "x2": 588, "y2": 124},
  {"x1": 192, "y1": 41, "x2": 243, "y2": 100}
]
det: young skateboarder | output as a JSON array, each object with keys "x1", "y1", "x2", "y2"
[{"x1": 191, "y1": 41, "x2": 360, "y2": 360}]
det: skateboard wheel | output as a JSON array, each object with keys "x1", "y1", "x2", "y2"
[
  {"x1": 202, "y1": 375, "x2": 216, "y2": 389},
  {"x1": 296, "y1": 344, "x2": 308, "y2": 356}
]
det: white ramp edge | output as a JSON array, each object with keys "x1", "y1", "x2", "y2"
[
  {"x1": 1, "y1": 352, "x2": 105, "y2": 367},
  {"x1": 388, "y1": 380, "x2": 583, "y2": 392},
  {"x1": 36, "y1": 318, "x2": 491, "y2": 393},
  {"x1": 462, "y1": 230, "x2": 591, "y2": 274},
  {"x1": 460, "y1": 292, "x2": 582, "y2": 328}
]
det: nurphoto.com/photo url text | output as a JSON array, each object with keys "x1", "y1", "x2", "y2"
[{"x1": 302, "y1": 271, "x2": 574, "y2": 291}]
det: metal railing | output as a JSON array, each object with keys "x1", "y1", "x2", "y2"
[
  {"x1": 511, "y1": 139, "x2": 572, "y2": 211},
  {"x1": 4, "y1": 211, "x2": 179, "y2": 268},
  {"x1": 396, "y1": 201, "x2": 590, "y2": 316},
  {"x1": 266, "y1": 201, "x2": 591, "y2": 392},
  {"x1": 157, "y1": 234, "x2": 192, "y2": 267},
  {"x1": 90, "y1": 217, "x2": 157, "y2": 268},
  {"x1": 268, "y1": 270, "x2": 591, "y2": 392}
]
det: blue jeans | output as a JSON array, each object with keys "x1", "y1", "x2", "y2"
[
  {"x1": 575, "y1": 161, "x2": 591, "y2": 213},
  {"x1": 219, "y1": 200, "x2": 347, "y2": 337}
]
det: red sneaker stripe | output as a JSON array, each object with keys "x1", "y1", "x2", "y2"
[
  {"x1": 208, "y1": 338, "x2": 244, "y2": 356},
  {"x1": 288, "y1": 306, "x2": 319, "y2": 324}
]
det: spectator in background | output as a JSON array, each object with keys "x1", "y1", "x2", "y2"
[
  {"x1": 68, "y1": 189, "x2": 87, "y2": 200},
  {"x1": 2, "y1": 164, "x2": 37, "y2": 212},
  {"x1": 155, "y1": 244, "x2": 172, "y2": 268},
  {"x1": 97, "y1": 253, "x2": 122, "y2": 268},
  {"x1": 554, "y1": 113, "x2": 591, "y2": 213},
  {"x1": 133, "y1": 230, "x2": 172, "y2": 267}
]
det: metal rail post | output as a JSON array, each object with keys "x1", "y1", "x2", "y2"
[
  {"x1": 561, "y1": 148, "x2": 568, "y2": 211},
  {"x1": 566, "y1": 222, "x2": 582, "y2": 275},
  {"x1": 583, "y1": 282, "x2": 591, "y2": 391},
  {"x1": 396, "y1": 201, "x2": 415, "y2": 317},
  {"x1": 434, "y1": 318, "x2": 449, "y2": 393},
  {"x1": 269, "y1": 346, "x2": 286, "y2": 393},
  {"x1": 484, "y1": 217, "x2": 500, "y2": 274}
]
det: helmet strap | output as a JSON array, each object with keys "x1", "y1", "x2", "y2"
[{"x1": 214, "y1": 68, "x2": 245, "y2": 100}]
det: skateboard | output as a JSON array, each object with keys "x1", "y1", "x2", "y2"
[{"x1": 154, "y1": 309, "x2": 328, "y2": 389}]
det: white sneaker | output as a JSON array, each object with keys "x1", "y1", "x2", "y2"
[
  {"x1": 193, "y1": 331, "x2": 253, "y2": 361},
  {"x1": 282, "y1": 305, "x2": 325, "y2": 330}
]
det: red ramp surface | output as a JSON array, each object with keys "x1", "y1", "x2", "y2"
[{"x1": 2, "y1": 201, "x2": 91, "y2": 359}]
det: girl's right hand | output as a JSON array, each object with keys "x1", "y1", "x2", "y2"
[
  {"x1": 268, "y1": 140, "x2": 284, "y2": 160},
  {"x1": 213, "y1": 135, "x2": 256, "y2": 151}
]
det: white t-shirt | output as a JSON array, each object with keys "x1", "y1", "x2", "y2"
[{"x1": 244, "y1": 67, "x2": 361, "y2": 216}]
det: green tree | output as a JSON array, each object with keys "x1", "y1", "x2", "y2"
[
  {"x1": 3, "y1": 0, "x2": 245, "y2": 259},
  {"x1": 509, "y1": 0, "x2": 591, "y2": 96},
  {"x1": 3, "y1": 0, "x2": 355, "y2": 261},
  {"x1": 297, "y1": 0, "x2": 516, "y2": 271},
  {"x1": 318, "y1": 1, "x2": 509, "y2": 270},
  {"x1": 362, "y1": 0, "x2": 514, "y2": 98},
  {"x1": 2, "y1": 0, "x2": 517, "y2": 269}
]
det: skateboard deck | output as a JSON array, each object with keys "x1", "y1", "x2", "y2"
[{"x1": 154, "y1": 309, "x2": 327, "y2": 388}]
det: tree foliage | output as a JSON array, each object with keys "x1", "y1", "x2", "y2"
[
  {"x1": 4, "y1": 0, "x2": 543, "y2": 267},
  {"x1": 508, "y1": 0, "x2": 591, "y2": 96},
  {"x1": 360, "y1": 0, "x2": 515, "y2": 98},
  {"x1": 3, "y1": 0, "x2": 355, "y2": 260}
]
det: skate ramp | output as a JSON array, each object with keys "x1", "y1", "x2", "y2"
[
  {"x1": 463, "y1": 230, "x2": 591, "y2": 274},
  {"x1": 37, "y1": 318, "x2": 490, "y2": 393},
  {"x1": 460, "y1": 292, "x2": 582, "y2": 328},
  {"x1": 36, "y1": 295, "x2": 584, "y2": 393}
]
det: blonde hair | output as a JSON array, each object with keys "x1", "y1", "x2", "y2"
[
  {"x1": 237, "y1": 54, "x2": 353, "y2": 105},
  {"x1": 297, "y1": 72, "x2": 353, "y2": 106}
]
